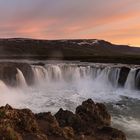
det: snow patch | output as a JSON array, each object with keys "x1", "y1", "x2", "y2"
[{"x1": 78, "y1": 40, "x2": 99, "y2": 46}]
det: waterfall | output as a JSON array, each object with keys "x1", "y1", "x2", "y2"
[
  {"x1": 0, "y1": 63, "x2": 136, "y2": 90},
  {"x1": 108, "y1": 68, "x2": 120, "y2": 87},
  {"x1": 0, "y1": 80, "x2": 8, "y2": 91},
  {"x1": 0, "y1": 62, "x2": 140, "y2": 140},
  {"x1": 30, "y1": 64, "x2": 122, "y2": 88},
  {"x1": 16, "y1": 68, "x2": 27, "y2": 87},
  {"x1": 46, "y1": 65, "x2": 63, "y2": 81},
  {"x1": 32, "y1": 66, "x2": 47, "y2": 83},
  {"x1": 124, "y1": 68, "x2": 137, "y2": 89},
  {"x1": 136, "y1": 70, "x2": 140, "y2": 88}
]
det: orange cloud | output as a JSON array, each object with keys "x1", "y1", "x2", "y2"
[{"x1": 0, "y1": 0, "x2": 139, "y2": 46}]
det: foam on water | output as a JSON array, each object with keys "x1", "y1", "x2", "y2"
[
  {"x1": 0, "y1": 62, "x2": 140, "y2": 139},
  {"x1": 0, "y1": 63, "x2": 140, "y2": 111},
  {"x1": 112, "y1": 116, "x2": 140, "y2": 140}
]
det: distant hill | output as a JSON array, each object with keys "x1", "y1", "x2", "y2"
[{"x1": 0, "y1": 38, "x2": 140, "y2": 64}]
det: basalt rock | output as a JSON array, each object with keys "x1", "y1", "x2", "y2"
[
  {"x1": 0, "y1": 99, "x2": 126, "y2": 140},
  {"x1": 135, "y1": 69, "x2": 140, "y2": 89},
  {"x1": 0, "y1": 64, "x2": 18, "y2": 86},
  {"x1": 55, "y1": 99, "x2": 126, "y2": 140},
  {"x1": 35, "y1": 112, "x2": 75, "y2": 140},
  {"x1": 0, "y1": 62, "x2": 34, "y2": 86},
  {"x1": 0, "y1": 104, "x2": 48, "y2": 140},
  {"x1": 76, "y1": 99, "x2": 111, "y2": 126},
  {"x1": 55, "y1": 108, "x2": 84, "y2": 134},
  {"x1": 95, "y1": 126, "x2": 126, "y2": 140},
  {"x1": 14, "y1": 63, "x2": 35, "y2": 85},
  {"x1": 118, "y1": 66, "x2": 130, "y2": 87},
  {"x1": 55, "y1": 99, "x2": 111, "y2": 135}
]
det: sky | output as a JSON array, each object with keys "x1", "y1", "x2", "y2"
[{"x1": 0, "y1": 0, "x2": 140, "y2": 47}]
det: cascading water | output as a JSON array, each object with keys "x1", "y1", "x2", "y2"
[
  {"x1": 16, "y1": 68, "x2": 27, "y2": 87},
  {"x1": 125, "y1": 68, "x2": 137, "y2": 89},
  {"x1": 0, "y1": 61, "x2": 140, "y2": 140},
  {"x1": 32, "y1": 66, "x2": 47, "y2": 84},
  {"x1": 31, "y1": 64, "x2": 121, "y2": 88}
]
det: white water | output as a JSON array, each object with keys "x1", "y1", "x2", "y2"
[
  {"x1": 0, "y1": 63, "x2": 140, "y2": 110},
  {"x1": 112, "y1": 116, "x2": 140, "y2": 140},
  {"x1": 16, "y1": 68, "x2": 27, "y2": 87},
  {"x1": 0, "y1": 62, "x2": 140, "y2": 140},
  {"x1": 125, "y1": 68, "x2": 137, "y2": 90}
]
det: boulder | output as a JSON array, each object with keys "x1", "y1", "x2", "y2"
[
  {"x1": 35, "y1": 112, "x2": 63, "y2": 136},
  {"x1": 55, "y1": 99, "x2": 126, "y2": 140},
  {"x1": 0, "y1": 104, "x2": 48, "y2": 140},
  {"x1": 95, "y1": 126, "x2": 126, "y2": 140},
  {"x1": 76, "y1": 99, "x2": 111, "y2": 127},
  {"x1": 55, "y1": 108, "x2": 84, "y2": 134},
  {"x1": 35, "y1": 112, "x2": 75, "y2": 140}
]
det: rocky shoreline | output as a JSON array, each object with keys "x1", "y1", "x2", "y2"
[{"x1": 0, "y1": 99, "x2": 126, "y2": 140}]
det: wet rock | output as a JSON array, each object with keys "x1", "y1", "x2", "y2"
[
  {"x1": 62, "y1": 127, "x2": 75, "y2": 140},
  {"x1": 76, "y1": 99, "x2": 111, "y2": 127},
  {"x1": 55, "y1": 99, "x2": 111, "y2": 135},
  {"x1": 35, "y1": 112, "x2": 75, "y2": 140},
  {"x1": 0, "y1": 104, "x2": 48, "y2": 140},
  {"x1": 96, "y1": 126, "x2": 126, "y2": 140},
  {"x1": 118, "y1": 66, "x2": 130, "y2": 87},
  {"x1": 55, "y1": 99, "x2": 126, "y2": 140},
  {"x1": 15, "y1": 63, "x2": 35, "y2": 85},
  {"x1": 0, "y1": 64, "x2": 18, "y2": 86},
  {"x1": 0, "y1": 62, "x2": 34, "y2": 86},
  {"x1": 55, "y1": 108, "x2": 84, "y2": 134},
  {"x1": 0, "y1": 126, "x2": 23, "y2": 140},
  {"x1": 32, "y1": 62, "x2": 45, "y2": 66},
  {"x1": 0, "y1": 99, "x2": 126, "y2": 140},
  {"x1": 135, "y1": 69, "x2": 140, "y2": 89},
  {"x1": 35, "y1": 112, "x2": 63, "y2": 136}
]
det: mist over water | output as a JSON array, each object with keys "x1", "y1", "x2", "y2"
[{"x1": 0, "y1": 61, "x2": 140, "y2": 140}]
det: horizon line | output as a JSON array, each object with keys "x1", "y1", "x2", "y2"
[{"x1": 0, "y1": 37, "x2": 139, "y2": 48}]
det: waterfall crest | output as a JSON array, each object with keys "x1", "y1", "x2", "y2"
[
  {"x1": 31, "y1": 64, "x2": 121, "y2": 88},
  {"x1": 0, "y1": 63, "x2": 140, "y2": 90}
]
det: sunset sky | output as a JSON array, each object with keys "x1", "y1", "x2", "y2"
[{"x1": 0, "y1": 0, "x2": 140, "y2": 47}]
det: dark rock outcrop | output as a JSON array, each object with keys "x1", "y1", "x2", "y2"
[
  {"x1": 0, "y1": 104, "x2": 48, "y2": 140},
  {"x1": 55, "y1": 108, "x2": 84, "y2": 134},
  {"x1": 55, "y1": 99, "x2": 125, "y2": 140},
  {"x1": 76, "y1": 99, "x2": 111, "y2": 126},
  {"x1": 35, "y1": 112, "x2": 75, "y2": 140},
  {"x1": 0, "y1": 99, "x2": 126, "y2": 140},
  {"x1": 118, "y1": 67, "x2": 130, "y2": 87},
  {"x1": 0, "y1": 62, "x2": 34, "y2": 86},
  {"x1": 14, "y1": 63, "x2": 35, "y2": 85},
  {"x1": 0, "y1": 64, "x2": 18, "y2": 86}
]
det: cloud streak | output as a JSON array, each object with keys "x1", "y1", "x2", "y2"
[{"x1": 0, "y1": 0, "x2": 140, "y2": 46}]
